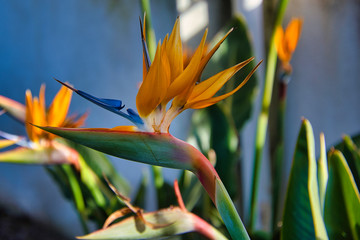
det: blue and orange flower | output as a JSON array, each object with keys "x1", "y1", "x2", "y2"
[{"x1": 41, "y1": 18, "x2": 260, "y2": 238}]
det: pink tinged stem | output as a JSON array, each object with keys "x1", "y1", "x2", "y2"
[
  {"x1": 191, "y1": 151, "x2": 219, "y2": 204},
  {"x1": 191, "y1": 214, "x2": 228, "y2": 240}
]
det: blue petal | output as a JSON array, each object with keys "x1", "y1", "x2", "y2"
[
  {"x1": 55, "y1": 79, "x2": 144, "y2": 127},
  {"x1": 126, "y1": 108, "x2": 143, "y2": 125},
  {"x1": 77, "y1": 90, "x2": 125, "y2": 111}
]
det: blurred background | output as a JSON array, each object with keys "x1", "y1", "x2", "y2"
[{"x1": 0, "y1": 0, "x2": 359, "y2": 237}]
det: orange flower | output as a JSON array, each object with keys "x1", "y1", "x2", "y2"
[
  {"x1": 136, "y1": 18, "x2": 260, "y2": 132},
  {"x1": 0, "y1": 85, "x2": 86, "y2": 165},
  {"x1": 275, "y1": 18, "x2": 303, "y2": 72},
  {"x1": 24, "y1": 84, "x2": 85, "y2": 146}
]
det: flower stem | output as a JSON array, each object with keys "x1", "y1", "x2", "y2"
[
  {"x1": 271, "y1": 80, "x2": 287, "y2": 231},
  {"x1": 139, "y1": 0, "x2": 156, "y2": 60},
  {"x1": 248, "y1": 0, "x2": 289, "y2": 231},
  {"x1": 62, "y1": 164, "x2": 89, "y2": 234},
  {"x1": 216, "y1": 178, "x2": 250, "y2": 239},
  {"x1": 194, "y1": 152, "x2": 249, "y2": 239}
]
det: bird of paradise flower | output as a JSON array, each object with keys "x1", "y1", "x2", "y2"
[
  {"x1": 0, "y1": 84, "x2": 86, "y2": 166},
  {"x1": 41, "y1": 17, "x2": 261, "y2": 239},
  {"x1": 275, "y1": 18, "x2": 303, "y2": 74}
]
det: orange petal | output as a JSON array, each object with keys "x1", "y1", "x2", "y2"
[
  {"x1": 47, "y1": 85, "x2": 72, "y2": 127},
  {"x1": 199, "y1": 28, "x2": 233, "y2": 73},
  {"x1": 285, "y1": 18, "x2": 303, "y2": 53},
  {"x1": 136, "y1": 41, "x2": 170, "y2": 117},
  {"x1": 185, "y1": 60, "x2": 262, "y2": 109},
  {"x1": 165, "y1": 29, "x2": 208, "y2": 105},
  {"x1": 188, "y1": 57, "x2": 254, "y2": 102},
  {"x1": 63, "y1": 112, "x2": 88, "y2": 128},
  {"x1": 111, "y1": 126, "x2": 138, "y2": 132},
  {"x1": 166, "y1": 18, "x2": 184, "y2": 80},
  {"x1": 275, "y1": 26, "x2": 290, "y2": 62},
  {"x1": 25, "y1": 90, "x2": 36, "y2": 142},
  {"x1": 39, "y1": 84, "x2": 46, "y2": 119},
  {"x1": 32, "y1": 96, "x2": 46, "y2": 138}
]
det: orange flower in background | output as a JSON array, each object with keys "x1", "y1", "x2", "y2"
[
  {"x1": 0, "y1": 84, "x2": 86, "y2": 165},
  {"x1": 275, "y1": 18, "x2": 303, "y2": 73},
  {"x1": 24, "y1": 84, "x2": 86, "y2": 146}
]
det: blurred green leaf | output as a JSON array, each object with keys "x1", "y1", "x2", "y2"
[
  {"x1": 204, "y1": 14, "x2": 259, "y2": 131},
  {"x1": 188, "y1": 105, "x2": 238, "y2": 197},
  {"x1": 317, "y1": 133, "x2": 328, "y2": 213},
  {"x1": 179, "y1": 170, "x2": 204, "y2": 212},
  {"x1": 281, "y1": 119, "x2": 328, "y2": 240},
  {"x1": 46, "y1": 165, "x2": 73, "y2": 200},
  {"x1": 334, "y1": 135, "x2": 360, "y2": 190},
  {"x1": 68, "y1": 141, "x2": 130, "y2": 195},
  {"x1": 0, "y1": 95, "x2": 26, "y2": 123},
  {"x1": 133, "y1": 171, "x2": 148, "y2": 208},
  {"x1": 324, "y1": 150, "x2": 360, "y2": 240},
  {"x1": 352, "y1": 133, "x2": 360, "y2": 147}
]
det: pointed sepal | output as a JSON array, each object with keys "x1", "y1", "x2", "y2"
[{"x1": 0, "y1": 95, "x2": 26, "y2": 123}]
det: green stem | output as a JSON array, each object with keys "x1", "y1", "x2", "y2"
[
  {"x1": 271, "y1": 81, "x2": 287, "y2": 231},
  {"x1": 194, "y1": 152, "x2": 249, "y2": 239},
  {"x1": 140, "y1": 0, "x2": 156, "y2": 59},
  {"x1": 62, "y1": 165, "x2": 89, "y2": 233},
  {"x1": 248, "y1": 0, "x2": 289, "y2": 231},
  {"x1": 216, "y1": 178, "x2": 250, "y2": 240}
]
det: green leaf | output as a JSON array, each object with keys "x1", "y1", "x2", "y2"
[
  {"x1": 281, "y1": 119, "x2": 328, "y2": 240},
  {"x1": 133, "y1": 171, "x2": 148, "y2": 208},
  {"x1": 68, "y1": 141, "x2": 130, "y2": 196},
  {"x1": 40, "y1": 127, "x2": 195, "y2": 171},
  {"x1": 334, "y1": 135, "x2": 360, "y2": 190},
  {"x1": 324, "y1": 150, "x2": 360, "y2": 240},
  {"x1": 352, "y1": 133, "x2": 360, "y2": 147},
  {"x1": 317, "y1": 133, "x2": 328, "y2": 213},
  {"x1": 204, "y1": 15, "x2": 259, "y2": 131},
  {"x1": 215, "y1": 178, "x2": 250, "y2": 240}
]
